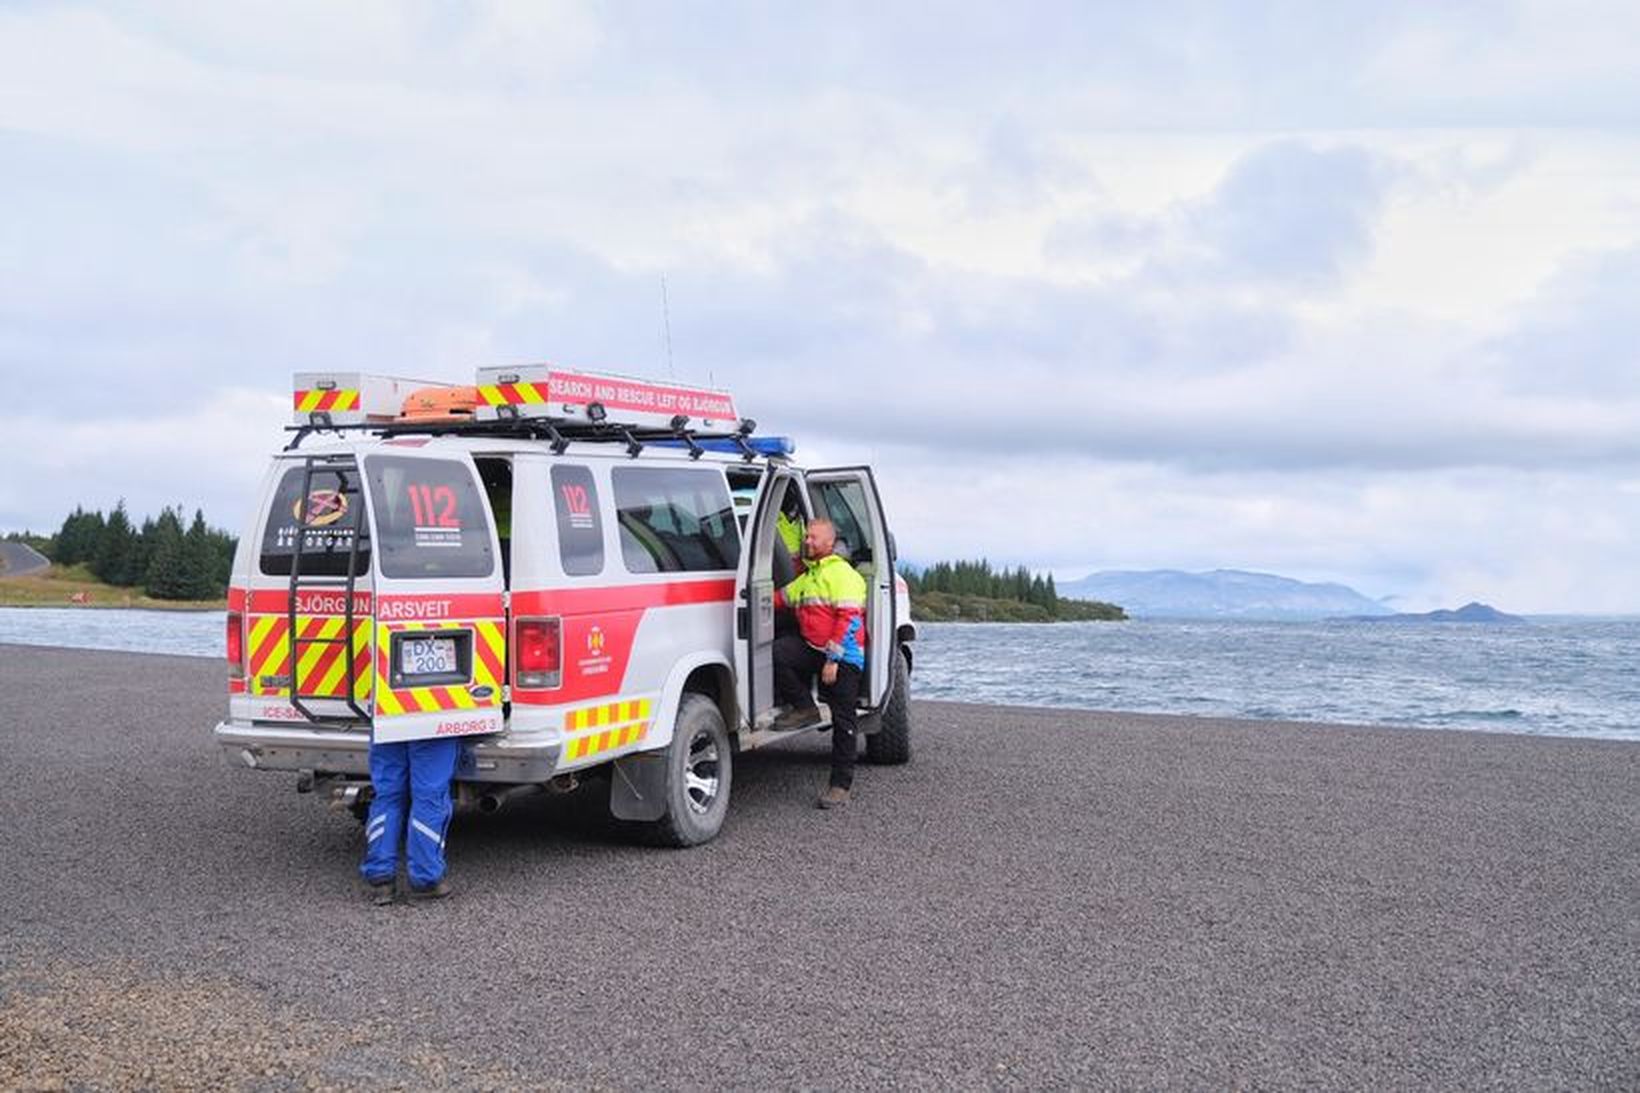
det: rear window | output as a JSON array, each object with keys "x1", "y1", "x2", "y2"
[
  {"x1": 260, "y1": 465, "x2": 370, "y2": 577},
  {"x1": 613, "y1": 467, "x2": 740, "y2": 574},
  {"x1": 364, "y1": 456, "x2": 495, "y2": 579}
]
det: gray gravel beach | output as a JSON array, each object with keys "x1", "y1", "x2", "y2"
[{"x1": 2, "y1": 643, "x2": 1638, "y2": 1088}]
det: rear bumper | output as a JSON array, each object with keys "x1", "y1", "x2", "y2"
[{"x1": 213, "y1": 721, "x2": 562, "y2": 784}]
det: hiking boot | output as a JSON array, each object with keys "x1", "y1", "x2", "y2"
[
  {"x1": 772, "y1": 705, "x2": 822, "y2": 731},
  {"x1": 816, "y1": 785, "x2": 850, "y2": 810},
  {"x1": 367, "y1": 880, "x2": 396, "y2": 907},
  {"x1": 408, "y1": 878, "x2": 452, "y2": 902}
]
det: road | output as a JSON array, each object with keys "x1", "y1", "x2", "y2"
[
  {"x1": 3, "y1": 644, "x2": 1638, "y2": 1088},
  {"x1": 0, "y1": 542, "x2": 48, "y2": 577}
]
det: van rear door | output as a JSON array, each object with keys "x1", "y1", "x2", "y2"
[
  {"x1": 360, "y1": 448, "x2": 508, "y2": 744},
  {"x1": 244, "y1": 457, "x2": 373, "y2": 723},
  {"x1": 803, "y1": 467, "x2": 895, "y2": 708}
]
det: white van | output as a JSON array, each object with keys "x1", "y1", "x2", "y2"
[{"x1": 215, "y1": 368, "x2": 915, "y2": 845}]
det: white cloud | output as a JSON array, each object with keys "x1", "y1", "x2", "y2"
[{"x1": 6, "y1": 2, "x2": 1640, "y2": 611}]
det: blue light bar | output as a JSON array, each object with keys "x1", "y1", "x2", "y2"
[{"x1": 654, "y1": 435, "x2": 795, "y2": 456}]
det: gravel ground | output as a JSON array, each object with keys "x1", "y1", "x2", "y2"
[{"x1": 3, "y1": 642, "x2": 1639, "y2": 1089}]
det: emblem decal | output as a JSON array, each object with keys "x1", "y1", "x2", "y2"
[{"x1": 297, "y1": 489, "x2": 348, "y2": 528}]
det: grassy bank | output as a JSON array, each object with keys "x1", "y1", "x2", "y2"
[
  {"x1": 0, "y1": 564, "x2": 226, "y2": 611},
  {"x1": 911, "y1": 590, "x2": 1126, "y2": 623}
]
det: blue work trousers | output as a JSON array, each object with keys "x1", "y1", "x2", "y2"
[{"x1": 360, "y1": 737, "x2": 460, "y2": 888}]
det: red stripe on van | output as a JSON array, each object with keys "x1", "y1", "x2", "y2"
[
  {"x1": 374, "y1": 593, "x2": 504, "y2": 621},
  {"x1": 510, "y1": 579, "x2": 734, "y2": 616},
  {"x1": 247, "y1": 590, "x2": 373, "y2": 616}
]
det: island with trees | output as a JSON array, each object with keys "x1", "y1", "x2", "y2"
[{"x1": 900, "y1": 560, "x2": 1126, "y2": 623}]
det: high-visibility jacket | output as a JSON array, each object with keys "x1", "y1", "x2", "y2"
[
  {"x1": 775, "y1": 552, "x2": 867, "y2": 668},
  {"x1": 776, "y1": 511, "x2": 804, "y2": 558}
]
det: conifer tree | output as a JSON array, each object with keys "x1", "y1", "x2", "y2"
[
  {"x1": 127, "y1": 516, "x2": 157, "y2": 588},
  {"x1": 93, "y1": 502, "x2": 134, "y2": 585},
  {"x1": 144, "y1": 507, "x2": 189, "y2": 599},
  {"x1": 143, "y1": 508, "x2": 187, "y2": 600},
  {"x1": 183, "y1": 509, "x2": 219, "y2": 599}
]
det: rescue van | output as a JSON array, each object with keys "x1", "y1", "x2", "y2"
[{"x1": 214, "y1": 367, "x2": 916, "y2": 845}]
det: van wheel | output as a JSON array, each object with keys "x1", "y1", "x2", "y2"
[
  {"x1": 866, "y1": 647, "x2": 912, "y2": 765},
  {"x1": 648, "y1": 693, "x2": 733, "y2": 847}
]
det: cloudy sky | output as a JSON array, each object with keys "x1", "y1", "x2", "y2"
[{"x1": 4, "y1": 1, "x2": 1639, "y2": 612}]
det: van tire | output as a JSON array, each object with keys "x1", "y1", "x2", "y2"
[
  {"x1": 866, "y1": 647, "x2": 912, "y2": 765},
  {"x1": 648, "y1": 693, "x2": 733, "y2": 847}
]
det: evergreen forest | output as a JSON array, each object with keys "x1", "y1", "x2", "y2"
[
  {"x1": 16, "y1": 503, "x2": 238, "y2": 600},
  {"x1": 899, "y1": 559, "x2": 1124, "y2": 622}
]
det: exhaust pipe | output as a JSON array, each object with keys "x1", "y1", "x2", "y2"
[
  {"x1": 328, "y1": 783, "x2": 369, "y2": 813},
  {"x1": 477, "y1": 784, "x2": 545, "y2": 814}
]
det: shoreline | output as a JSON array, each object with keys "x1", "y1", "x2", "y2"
[{"x1": 5, "y1": 640, "x2": 1637, "y2": 748}]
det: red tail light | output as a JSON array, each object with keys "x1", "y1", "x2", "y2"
[
  {"x1": 226, "y1": 611, "x2": 245, "y2": 678},
  {"x1": 515, "y1": 617, "x2": 561, "y2": 689}
]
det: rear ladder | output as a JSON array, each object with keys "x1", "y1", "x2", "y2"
[{"x1": 287, "y1": 454, "x2": 372, "y2": 725}]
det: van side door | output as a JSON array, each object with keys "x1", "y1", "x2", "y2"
[
  {"x1": 803, "y1": 467, "x2": 895, "y2": 708},
  {"x1": 360, "y1": 449, "x2": 508, "y2": 744},
  {"x1": 733, "y1": 466, "x2": 797, "y2": 729}
]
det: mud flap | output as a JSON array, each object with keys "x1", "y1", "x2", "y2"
[{"x1": 609, "y1": 751, "x2": 668, "y2": 821}]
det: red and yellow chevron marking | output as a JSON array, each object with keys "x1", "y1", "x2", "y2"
[
  {"x1": 245, "y1": 614, "x2": 372, "y2": 699},
  {"x1": 293, "y1": 388, "x2": 361, "y2": 413},
  {"x1": 563, "y1": 698, "x2": 653, "y2": 762},
  {"x1": 373, "y1": 619, "x2": 505, "y2": 717},
  {"x1": 476, "y1": 381, "x2": 548, "y2": 407}
]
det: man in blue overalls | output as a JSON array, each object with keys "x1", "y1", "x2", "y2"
[{"x1": 360, "y1": 737, "x2": 460, "y2": 904}]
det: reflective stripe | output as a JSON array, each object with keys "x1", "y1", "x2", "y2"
[{"x1": 410, "y1": 817, "x2": 444, "y2": 847}]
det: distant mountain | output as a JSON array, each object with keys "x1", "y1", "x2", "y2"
[
  {"x1": 1058, "y1": 569, "x2": 1391, "y2": 621},
  {"x1": 1344, "y1": 602, "x2": 1525, "y2": 625}
]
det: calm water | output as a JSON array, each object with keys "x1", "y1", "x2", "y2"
[{"x1": 4, "y1": 609, "x2": 1639, "y2": 741}]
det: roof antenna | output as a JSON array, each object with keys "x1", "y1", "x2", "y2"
[{"x1": 660, "y1": 275, "x2": 675, "y2": 379}]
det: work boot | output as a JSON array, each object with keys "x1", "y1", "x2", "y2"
[
  {"x1": 408, "y1": 878, "x2": 452, "y2": 902},
  {"x1": 367, "y1": 880, "x2": 396, "y2": 907},
  {"x1": 816, "y1": 785, "x2": 850, "y2": 810},
  {"x1": 772, "y1": 705, "x2": 822, "y2": 731}
]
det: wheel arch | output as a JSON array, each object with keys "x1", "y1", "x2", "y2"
[{"x1": 648, "y1": 652, "x2": 736, "y2": 751}]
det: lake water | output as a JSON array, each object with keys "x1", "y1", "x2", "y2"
[{"x1": 4, "y1": 608, "x2": 1639, "y2": 742}]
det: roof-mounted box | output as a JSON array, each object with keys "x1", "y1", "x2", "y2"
[
  {"x1": 292, "y1": 373, "x2": 448, "y2": 426},
  {"x1": 474, "y1": 365, "x2": 741, "y2": 432}
]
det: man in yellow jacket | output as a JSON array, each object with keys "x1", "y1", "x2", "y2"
[{"x1": 771, "y1": 517, "x2": 869, "y2": 808}]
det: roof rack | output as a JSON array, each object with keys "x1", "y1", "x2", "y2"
[
  {"x1": 283, "y1": 414, "x2": 780, "y2": 462},
  {"x1": 285, "y1": 364, "x2": 783, "y2": 461}
]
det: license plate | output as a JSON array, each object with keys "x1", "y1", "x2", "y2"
[{"x1": 400, "y1": 636, "x2": 458, "y2": 677}]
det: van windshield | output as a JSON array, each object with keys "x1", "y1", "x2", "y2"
[
  {"x1": 259, "y1": 465, "x2": 370, "y2": 577},
  {"x1": 364, "y1": 456, "x2": 495, "y2": 579}
]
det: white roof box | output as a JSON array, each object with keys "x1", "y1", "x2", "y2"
[
  {"x1": 474, "y1": 365, "x2": 741, "y2": 431},
  {"x1": 292, "y1": 372, "x2": 449, "y2": 425}
]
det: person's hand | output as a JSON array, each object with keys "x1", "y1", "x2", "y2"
[{"x1": 821, "y1": 661, "x2": 839, "y2": 686}]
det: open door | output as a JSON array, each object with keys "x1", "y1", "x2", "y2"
[
  {"x1": 804, "y1": 467, "x2": 896, "y2": 709},
  {"x1": 733, "y1": 466, "x2": 798, "y2": 730},
  {"x1": 359, "y1": 448, "x2": 507, "y2": 744}
]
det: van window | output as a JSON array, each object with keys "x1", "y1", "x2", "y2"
[
  {"x1": 364, "y1": 456, "x2": 495, "y2": 579},
  {"x1": 260, "y1": 465, "x2": 370, "y2": 577},
  {"x1": 810, "y1": 478, "x2": 874, "y2": 566},
  {"x1": 552, "y1": 464, "x2": 604, "y2": 576},
  {"x1": 613, "y1": 467, "x2": 741, "y2": 574}
]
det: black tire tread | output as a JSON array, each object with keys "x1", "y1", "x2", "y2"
[
  {"x1": 866, "y1": 647, "x2": 912, "y2": 765},
  {"x1": 646, "y1": 692, "x2": 732, "y2": 848}
]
